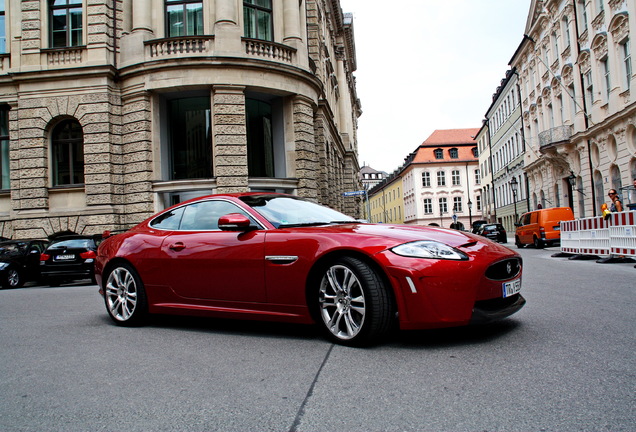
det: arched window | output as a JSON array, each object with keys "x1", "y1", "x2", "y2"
[{"x1": 51, "y1": 119, "x2": 84, "y2": 186}]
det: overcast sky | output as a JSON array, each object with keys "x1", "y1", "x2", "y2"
[{"x1": 338, "y1": 0, "x2": 532, "y2": 174}]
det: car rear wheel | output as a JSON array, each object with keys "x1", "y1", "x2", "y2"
[
  {"x1": 104, "y1": 263, "x2": 148, "y2": 326},
  {"x1": 315, "y1": 256, "x2": 394, "y2": 346},
  {"x1": 4, "y1": 267, "x2": 23, "y2": 289},
  {"x1": 515, "y1": 236, "x2": 524, "y2": 248},
  {"x1": 533, "y1": 236, "x2": 544, "y2": 249}
]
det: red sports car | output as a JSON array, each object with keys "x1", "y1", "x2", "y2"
[{"x1": 95, "y1": 193, "x2": 525, "y2": 346}]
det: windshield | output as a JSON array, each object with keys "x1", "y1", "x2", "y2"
[{"x1": 240, "y1": 195, "x2": 355, "y2": 228}]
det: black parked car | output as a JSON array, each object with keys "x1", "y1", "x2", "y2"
[
  {"x1": 40, "y1": 236, "x2": 99, "y2": 286},
  {"x1": 0, "y1": 239, "x2": 49, "y2": 288},
  {"x1": 477, "y1": 223, "x2": 508, "y2": 243}
]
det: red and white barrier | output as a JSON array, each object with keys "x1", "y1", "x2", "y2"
[
  {"x1": 560, "y1": 211, "x2": 636, "y2": 258},
  {"x1": 609, "y1": 211, "x2": 636, "y2": 257}
]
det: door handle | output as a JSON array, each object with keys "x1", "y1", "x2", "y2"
[{"x1": 169, "y1": 242, "x2": 186, "y2": 252}]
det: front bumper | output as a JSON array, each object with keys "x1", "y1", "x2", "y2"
[{"x1": 470, "y1": 294, "x2": 526, "y2": 324}]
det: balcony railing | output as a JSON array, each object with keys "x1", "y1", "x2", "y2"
[
  {"x1": 42, "y1": 46, "x2": 85, "y2": 67},
  {"x1": 145, "y1": 36, "x2": 214, "y2": 59},
  {"x1": 539, "y1": 125, "x2": 573, "y2": 148},
  {"x1": 243, "y1": 38, "x2": 295, "y2": 64}
]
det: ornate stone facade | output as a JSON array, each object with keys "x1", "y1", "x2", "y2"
[
  {"x1": 0, "y1": 0, "x2": 362, "y2": 239},
  {"x1": 510, "y1": 0, "x2": 636, "y2": 217}
]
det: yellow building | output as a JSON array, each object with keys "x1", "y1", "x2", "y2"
[{"x1": 368, "y1": 175, "x2": 404, "y2": 224}]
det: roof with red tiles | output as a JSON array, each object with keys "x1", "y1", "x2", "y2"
[
  {"x1": 412, "y1": 128, "x2": 480, "y2": 164},
  {"x1": 421, "y1": 128, "x2": 480, "y2": 146}
]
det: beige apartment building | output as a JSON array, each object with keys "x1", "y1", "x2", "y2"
[
  {"x1": 511, "y1": 0, "x2": 636, "y2": 218},
  {"x1": 0, "y1": 0, "x2": 362, "y2": 239}
]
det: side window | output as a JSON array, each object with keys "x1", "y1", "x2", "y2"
[
  {"x1": 151, "y1": 207, "x2": 185, "y2": 230},
  {"x1": 180, "y1": 200, "x2": 252, "y2": 231},
  {"x1": 49, "y1": 0, "x2": 83, "y2": 48}
]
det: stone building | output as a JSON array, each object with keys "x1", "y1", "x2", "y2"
[
  {"x1": 0, "y1": 0, "x2": 362, "y2": 239},
  {"x1": 510, "y1": 0, "x2": 636, "y2": 218}
]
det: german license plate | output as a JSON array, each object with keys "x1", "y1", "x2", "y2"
[
  {"x1": 54, "y1": 254, "x2": 75, "y2": 261},
  {"x1": 502, "y1": 277, "x2": 521, "y2": 298}
]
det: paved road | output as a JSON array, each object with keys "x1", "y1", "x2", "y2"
[{"x1": 1, "y1": 246, "x2": 634, "y2": 431}]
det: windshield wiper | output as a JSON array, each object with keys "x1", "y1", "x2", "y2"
[{"x1": 278, "y1": 222, "x2": 331, "y2": 228}]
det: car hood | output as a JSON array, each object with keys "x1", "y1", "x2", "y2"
[{"x1": 281, "y1": 223, "x2": 495, "y2": 250}]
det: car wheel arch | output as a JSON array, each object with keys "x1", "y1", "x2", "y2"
[
  {"x1": 304, "y1": 250, "x2": 397, "y2": 323},
  {"x1": 101, "y1": 257, "x2": 138, "y2": 288}
]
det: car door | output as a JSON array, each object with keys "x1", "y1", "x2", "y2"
[{"x1": 159, "y1": 199, "x2": 267, "y2": 302}]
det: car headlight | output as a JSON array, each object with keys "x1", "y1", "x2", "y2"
[
  {"x1": 0, "y1": 262, "x2": 8, "y2": 270},
  {"x1": 391, "y1": 241, "x2": 468, "y2": 260}
]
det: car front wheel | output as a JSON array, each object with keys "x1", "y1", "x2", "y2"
[
  {"x1": 315, "y1": 256, "x2": 394, "y2": 346},
  {"x1": 104, "y1": 263, "x2": 148, "y2": 326}
]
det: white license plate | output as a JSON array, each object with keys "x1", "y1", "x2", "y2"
[
  {"x1": 54, "y1": 254, "x2": 75, "y2": 261},
  {"x1": 502, "y1": 277, "x2": 521, "y2": 298},
  {"x1": 554, "y1": 226, "x2": 561, "y2": 231}
]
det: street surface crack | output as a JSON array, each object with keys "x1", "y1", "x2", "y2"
[{"x1": 288, "y1": 344, "x2": 335, "y2": 432}]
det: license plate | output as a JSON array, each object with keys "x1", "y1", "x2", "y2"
[
  {"x1": 502, "y1": 277, "x2": 521, "y2": 298},
  {"x1": 54, "y1": 254, "x2": 75, "y2": 261},
  {"x1": 554, "y1": 226, "x2": 561, "y2": 230}
]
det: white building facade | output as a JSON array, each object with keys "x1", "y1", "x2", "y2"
[{"x1": 511, "y1": 0, "x2": 636, "y2": 218}]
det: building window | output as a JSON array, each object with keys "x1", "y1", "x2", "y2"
[
  {"x1": 602, "y1": 57, "x2": 611, "y2": 101},
  {"x1": 476, "y1": 194, "x2": 482, "y2": 211},
  {"x1": 622, "y1": 38, "x2": 631, "y2": 91},
  {"x1": 585, "y1": 70, "x2": 594, "y2": 108},
  {"x1": 0, "y1": 0, "x2": 5, "y2": 53},
  {"x1": 472, "y1": 147, "x2": 478, "y2": 157},
  {"x1": 451, "y1": 170, "x2": 461, "y2": 186},
  {"x1": 166, "y1": 0, "x2": 204, "y2": 37},
  {"x1": 434, "y1": 148, "x2": 443, "y2": 159},
  {"x1": 438, "y1": 197, "x2": 447, "y2": 214},
  {"x1": 422, "y1": 172, "x2": 430, "y2": 187},
  {"x1": 0, "y1": 106, "x2": 9, "y2": 189},
  {"x1": 49, "y1": 0, "x2": 83, "y2": 48},
  {"x1": 578, "y1": 0, "x2": 588, "y2": 35},
  {"x1": 449, "y1": 148, "x2": 458, "y2": 159},
  {"x1": 51, "y1": 119, "x2": 84, "y2": 186},
  {"x1": 562, "y1": 16, "x2": 571, "y2": 48},
  {"x1": 244, "y1": 0, "x2": 273, "y2": 41},
  {"x1": 475, "y1": 169, "x2": 481, "y2": 185},
  {"x1": 423, "y1": 198, "x2": 432, "y2": 214},
  {"x1": 246, "y1": 98, "x2": 276, "y2": 177},
  {"x1": 167, "y1": 96, "x2": 212, "y2": 180},
  {"x1": 437, "y1": 171, "x2": 446, "y2": 186},
  {"x1": 453, "y1": 196, "x2": 463, "y2": 213}
]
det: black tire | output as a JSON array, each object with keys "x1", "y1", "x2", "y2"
[
  {"x1": 103, "y1": 263, "x2": 148, "y2": 326},
  {"x1": 314, "y1": 256, "x2": 394, "y2": 347},
  {"x1": 515, "y1": 237, "x2": 524, "y2": 248},
  {"x1": 533, "y1": 236, "x2": 544, "y2": 249}
]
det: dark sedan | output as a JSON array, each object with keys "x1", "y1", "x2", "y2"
[
  {"x1": 40, "y1": 237, "x2": 99, "y2": 286},
  {"x1": 0, "y1": 239, "x2": 49, "y2": 288},
  {"x1": 477, "y1": 223, "x2": 508, "y2": 243}
]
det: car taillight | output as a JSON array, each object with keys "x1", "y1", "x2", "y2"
[
  {"x1": 80, "y1": 250, "x2": 96, "y2": 259},
  {"x1": 40, "y1": 253, "x2": 50, "y2": 262}
]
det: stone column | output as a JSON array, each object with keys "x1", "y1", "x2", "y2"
[
  {"x1": 283, "y1": 0, "x2": 301, "y2": 44},
  {"x1": 293, "y1": 96, "x2": 318, "y2": 201},
  {"x1": 122, "y1": 91, "x2": 154, "y2": 227},
  {"x1": 212, "y1": 86, "x2": 249, "y2": 193},
  {"x1": 214, "y1": 0, "x2": 242, "y2": 54},
  {"x1": 132, "y1": 0, "x2": 152, "y2": 32}
]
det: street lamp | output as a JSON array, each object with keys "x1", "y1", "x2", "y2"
[
  {"x1": 467, "y1": 199, "x2": 473, "y2": 227},
  {"x1": 510, "y1": 177, "x2": 518, "y2": 224}
]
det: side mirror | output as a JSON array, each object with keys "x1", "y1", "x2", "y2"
[
  {"x1": 218, "y1": 213, "x2": 255, "y2": 231},
  {"x1": 514, "y1": 223, "x2": 521, "y2": 227}
]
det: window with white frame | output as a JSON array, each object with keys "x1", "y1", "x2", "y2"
[
  {"x1": 475, "y1": 169, "x2": 481, "y2": 185},
  {"x1": 437, "y1": 171, "x2": 446, "y2": 186},
  {"x1": 476, "y1": 195, "x2": 482, "y2": 211},
  {"x1": 453, "y1": 197, "x2": 462, "y2": 213},
  {"x1": 423, "y1": 198, "x2": 432, "y2": 214},
  {"x1": 621, "y1": 38, "x2": 631, "y2": 91},
  {"x1": 438, "y1": 197, "x2": 448, "y2": 214},
  {"x1": 451, "y1": 170, "x2": 461, "y2": 186},
  {"x1": 422, "y1": 171, "x2": 431, "y2": 187},
  {"x1": 602, "y1": 57, "x2": 611, "y2": 101},
  {"x1": 585, "y1": 70, "x2": 594, "y2": 108}
]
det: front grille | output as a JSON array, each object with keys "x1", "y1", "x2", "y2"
[{"x1": 485, "y1": 258, "x2": 522, "y2": 281}]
